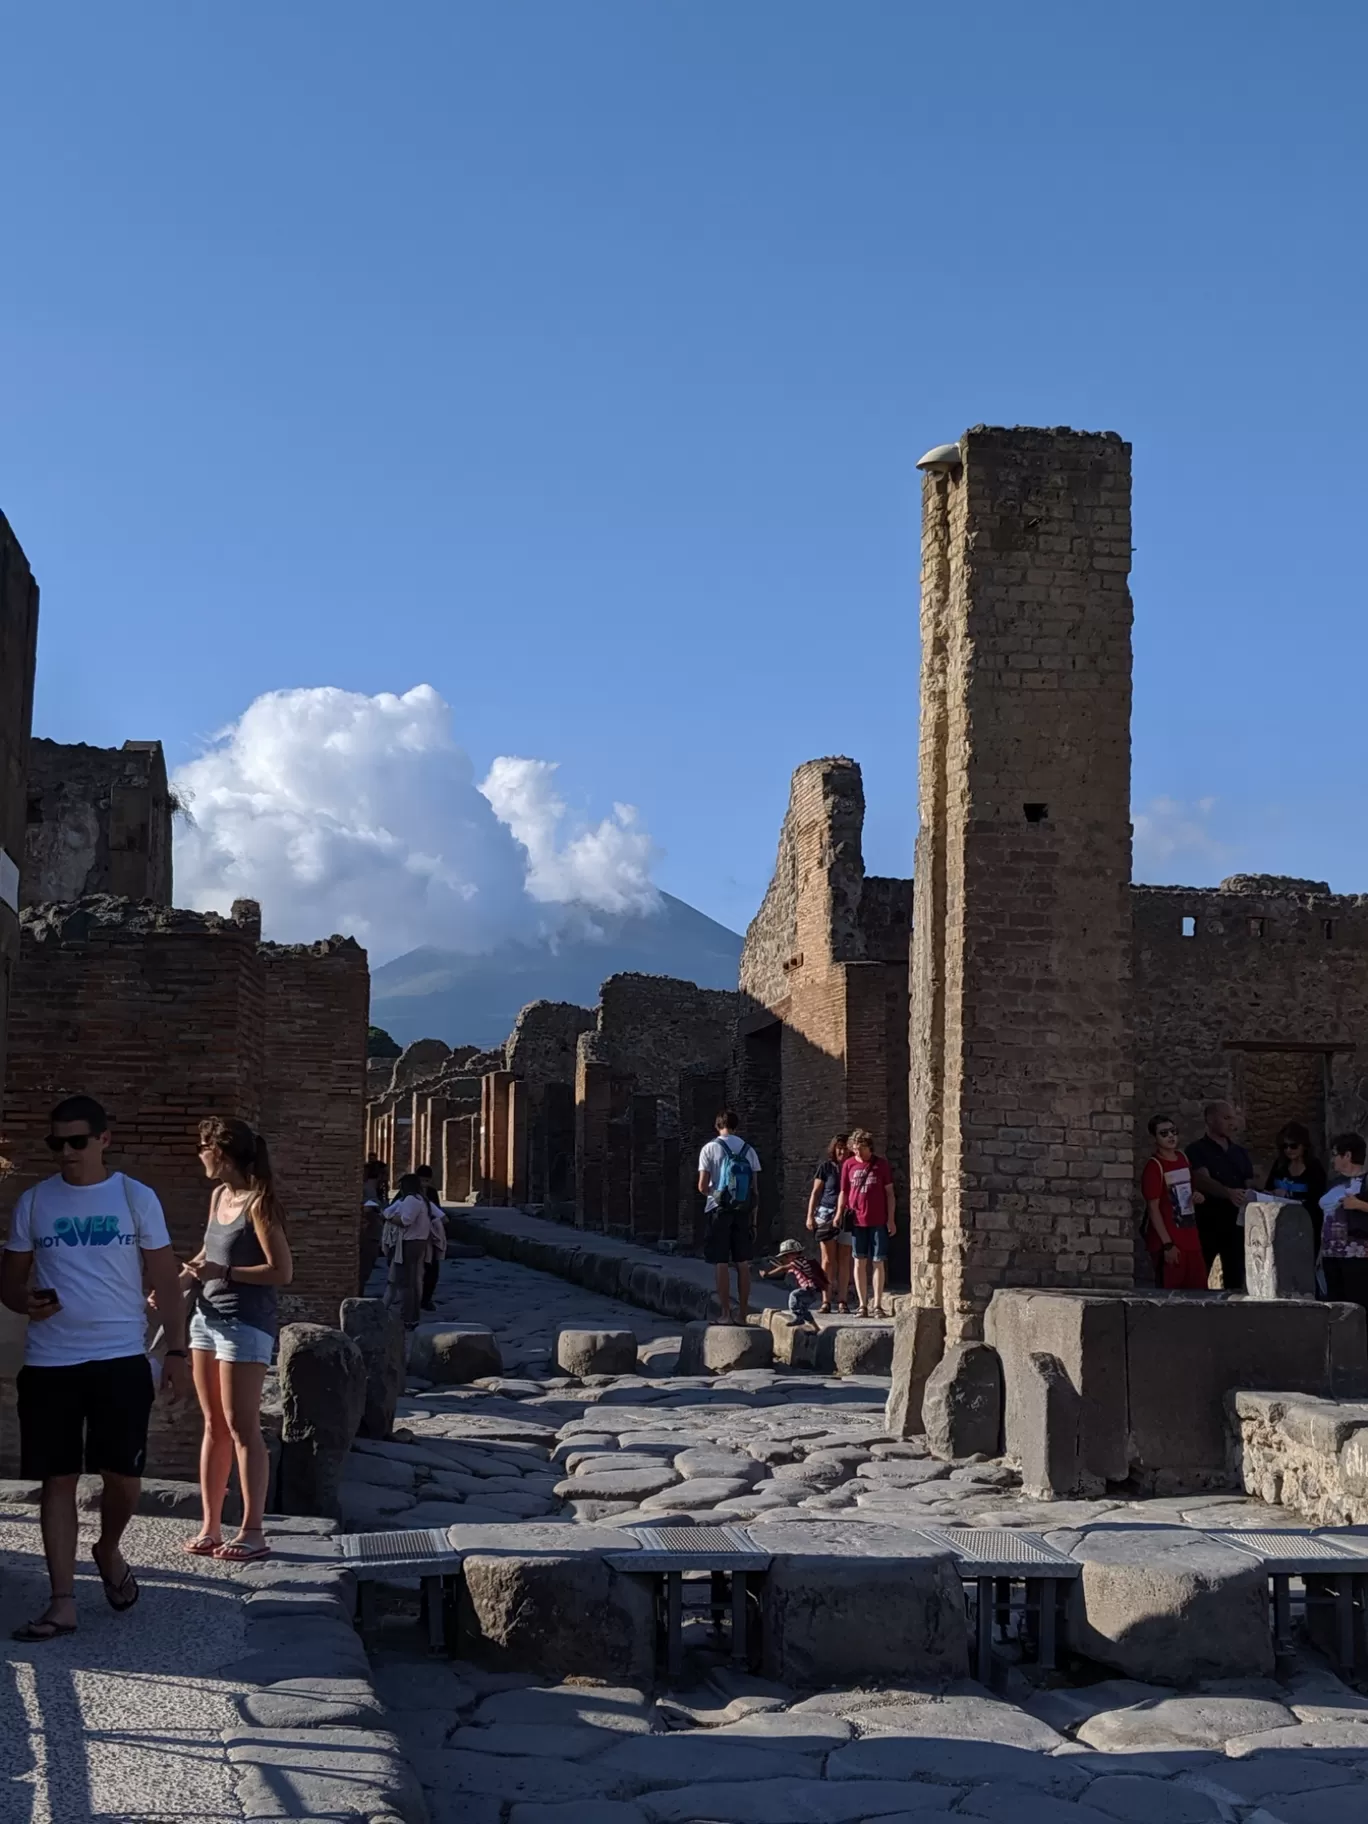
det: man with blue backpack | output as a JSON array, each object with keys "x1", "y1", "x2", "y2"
[{"x1": 697, "y1": 1109, "x2": 762, "y2": 1323}]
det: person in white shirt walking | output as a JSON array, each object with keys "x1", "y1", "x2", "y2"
[
  {"x1": 697, "y1": 1110, "x2": 762, "y2": 1324},
  {"x1": 0, "y1": 1095, "x2": 191, "y2": 1642},
  {"x1": 384, "y1": 1172, "x2": 431, "y2": 1328}
]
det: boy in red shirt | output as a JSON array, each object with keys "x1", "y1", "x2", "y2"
[
  {"x1": 835, "y1": 1128, "x2": 895, "y2": 1317},
  {"x1": 1141, "y1": 1113, "x2": 1208, "y2": 1290}
]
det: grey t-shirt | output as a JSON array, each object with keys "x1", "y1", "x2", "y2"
[{"x1": 200, "y1": 1192, "x2": 278, "y2": 1339}]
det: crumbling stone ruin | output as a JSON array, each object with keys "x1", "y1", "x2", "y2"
[
  {"x1": 740, "y1": 756, "x2": 912, "y2": 1262},
  {"x1": 23, "y1": 736, "x2": 173, "y2": 906},
  {"x1": 4, "y1": 896, "x2": 367, "y2": 1325}
]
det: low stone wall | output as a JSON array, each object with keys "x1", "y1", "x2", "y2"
[
  {"x1": 1230, "y1": 1389, "x2": 1368, "y2": 1525},
  {"x1": 987, "y1": 1287, "x2": 1368, "y2": 1495}
]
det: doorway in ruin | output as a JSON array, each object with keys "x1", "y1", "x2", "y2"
[{"x1": 1229, "y1": 1044, "x2": 1330, "y2": 1178}]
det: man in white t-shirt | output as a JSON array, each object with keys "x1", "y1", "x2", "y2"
[
  {"x1": 0, "y1": 1095, "x2": 191, "y2": 1643},
  {"x1": 697, "y1": 1109, "x2": 762, "y2": 1323}
]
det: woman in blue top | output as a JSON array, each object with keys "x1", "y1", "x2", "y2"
[{"x1": 182, "y1": 1118, "x2": 293, "y2": 1564}]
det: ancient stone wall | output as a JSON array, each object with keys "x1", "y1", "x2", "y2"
[
  {"x1": 505, "y1": 999, "x2": 596, "y2": 1086},
  {"x1": 0, "y1": 515, "x2": 39, "y2": 1114},
  {"x1": 596, "y1": 973, "x2": 735, "y2": 1096},
  {"x1": 23, "y1": 738, "x2": 172, "y2": 907},
  {"x1": 740, "y1": 758, "x2": 912, "y2": 1258},
  {"x1": 1, "y1": 896, "x2": 368, "y2": 1324},
  {"x1": 1132, "y1": 877, "x2": 1368, "y2": 1178},
  {"x1": 910, "y1": 427, "x2": 1135, "y2": 1339}
]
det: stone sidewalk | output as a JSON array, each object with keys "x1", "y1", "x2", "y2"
[{"x1": 0, "y1": 1509, "x2": 246, "y2": 1822}]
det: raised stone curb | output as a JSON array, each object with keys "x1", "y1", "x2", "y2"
[{"x1": 223, "y1": 1519, "x2": 432, "y2": 1821}]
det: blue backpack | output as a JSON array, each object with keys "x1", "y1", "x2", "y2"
[{"x1": 716, "y1": 1136, "x2": 754, "y2": 1210}]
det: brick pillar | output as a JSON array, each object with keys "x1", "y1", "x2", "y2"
[
  {"x1": 575, "y1": 1050, "x2": 613, "y2": 1230},
  {"x1": 442, "y1": 1114, "x2": 476, "y2": 1202},
  {"x1": 629, "y1": 1093, "x2": 661, "y2": 1241},
  {"x1": 507, "y1": 1080, "x2": 528, "y2": 1205},
  {"x1": 422, "y1": 1096, "x2": 451, "y2": 1175},
  {"x1": 909, "y1": 427, "x2": 1135, "y2": 1343},
  {"x1": 480, "y1": 1071, "x2": 514, "y2": 1204}
]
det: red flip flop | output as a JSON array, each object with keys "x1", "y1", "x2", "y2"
[
  {"x1": 213, "y1": 1541, "x2": 272, "y2": 1564},
  {"x1": 181, "y1": 1535, "x2": 221, "y2": 1557}
]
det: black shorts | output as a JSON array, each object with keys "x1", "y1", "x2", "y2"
[
  {"x1": 703, "y1": 1204, "x2": 755, "y2": 1265},
  {"x1": 17, "y1": 1354, "x2": 156, "y2": 1480}
]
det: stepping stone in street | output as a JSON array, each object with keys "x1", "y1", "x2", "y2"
[{"x1": 556, "y1": 1329, "x2": 640, "y2": 1377}]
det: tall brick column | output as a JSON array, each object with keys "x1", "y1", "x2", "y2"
[
  {"x1": 909, "y1": 427, "x2": 1135, "y2": 1343},
  {"x1": 0, "y1": 515, "x2": 39, "y2": 1112},
  {"x1": 480, "y1": 1071, "x2": 514, "y2": 1204}
]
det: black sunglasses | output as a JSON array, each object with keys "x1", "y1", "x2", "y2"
[{"x1": 45, "y1": 1133, "x2": 96, "y2": 1153}]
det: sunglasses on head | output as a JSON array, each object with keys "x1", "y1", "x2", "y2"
[{"x1": 45, "y1": 1133, "x2": 96, "y2": 1152}]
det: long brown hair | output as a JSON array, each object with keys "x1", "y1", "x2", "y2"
[
  {"x1": 827, "y1": 1133, "x2": 850, "y2": 1163},
  {"x1": 199, "y1": 1117, "x2": 285, "y2": 1249}
]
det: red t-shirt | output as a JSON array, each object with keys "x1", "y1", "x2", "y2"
[
  {"x1": 1140, "y1": 1151, "x2": 1197, "y2": 1238},
  {"x1": 841, "y1": 1154, "x2": 893, "y2": 1228}
]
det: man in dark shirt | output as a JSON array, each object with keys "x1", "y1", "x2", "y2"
[{"x1": 1187, "y1": 1100, "x2": 1256, "y2": 1292}]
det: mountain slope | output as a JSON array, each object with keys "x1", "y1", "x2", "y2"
[{"x1": 369, "y1": 892, "x2": 743, "y2": 1049}]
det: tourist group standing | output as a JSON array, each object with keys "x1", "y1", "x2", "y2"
[
  {"x1": 697, "y1": 1111, "x2": 898, "y2": 1326},
  {"x1": 1141, "y1": 1098, "x2": 1368, "y2": 1312}
]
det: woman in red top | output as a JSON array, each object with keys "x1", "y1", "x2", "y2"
[
  {"x1": 835, "y1": 1128, "x2": 896, "y2": 1318},
  {"x1": 1141, "y1": 1113, "x2": 1208, "y2": 1290}
]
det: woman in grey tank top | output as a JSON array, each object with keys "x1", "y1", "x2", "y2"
[{"x1": 182, "y1": 1118, "x2": 293, "y2": 1563}]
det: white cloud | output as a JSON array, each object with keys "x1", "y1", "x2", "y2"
[
  {"x1": 1132, "y1": 794, "x2": 1231, "y2": 880},
  {"x1": 171, "y1": 684, "x2": 660, "y2": 959},
  {"x1": 479, "y1": 757, "x2": 660, "y2": 916}
]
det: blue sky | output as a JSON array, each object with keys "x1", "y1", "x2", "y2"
[{"x1": 3, "y1": 2, "x2": 1365, "y2": 942}]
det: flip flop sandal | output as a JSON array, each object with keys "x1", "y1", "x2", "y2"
[
  {"x1": 213, "y1": 1541, "x2": 272, "y2": 1564},
  {"x1": 12, "y1": 1615, "x2": 77, "y2": 1642},
  {"x1": 818, "y1": 1303, "x2": 832, "y2": 1315},
  {"x1": 92, "y1": 1552, "x2": 139, "y2": 1612},
  {"x1": 182, "y1": 1535, "x2": 222, "y2": 1557}
]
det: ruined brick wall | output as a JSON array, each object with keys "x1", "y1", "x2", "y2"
[
  {"x1": 0, "y1": 515, "x2": 39, "y2": 1113},
  {"x1": 740, "y1": 759, "x2": 912, "y2": 1254},
  {"x1": 2, "y1": 899, "x2": 264, "y2": 1263},
  {"x1": 23, "y1": 738, "x2": 172, "y2": 907},
  {"x1": 1132, "y1": 878, "x2": 1368, "y2": 1180},
  {"x1": 260, "y1": 936, "x2": 369, "y2": 1323},
  {"x1": 597, "y1": 974, "x2": 736, "y2": 1096},
  {"x1": 910, "y1": 427, "x2": 1135, "y2": 1339},
  {"x1": 1, "y1": 899, "x2": 368, "y2": 1326},
  {"x1": 505, "y1": 1000, "x2": 596, "y2": 1085}
]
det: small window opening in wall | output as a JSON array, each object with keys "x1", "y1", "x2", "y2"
[
  {"x1": 1249, "y1": 917, "x2": 1266, "y2": 938},
  {"x1": 25, "y1": 795, "x2": 41, "y2": 824},
  {"x1": 1023, "y1": 802, "x2": 1048, "y2": 824},
  {"x1": 1181, "y1": 916, "x2": 1197, "y2": 938},
  {"x1": 1323, "y1": 919, "x2": 1336, "y2": 939}
]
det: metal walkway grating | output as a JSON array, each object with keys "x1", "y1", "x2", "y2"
[
  {"x1": 610, "y1": 1524, "x2": 771, "y2": 1574},
  {"x1": 336, "y1": 1526, "x2": 461, "y2": 1573},
  {"x1": 919, "y1": 1527, "x2": 1080, "y2": 1576},
  {"x1": 1213, "y1": 1530, "x2": 1368, "y2": 1573}
]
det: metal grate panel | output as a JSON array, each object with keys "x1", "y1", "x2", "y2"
[
  {"x1": 337, "y1": 1526, "x2": 459, "y2": 1566},
  {"x1": 608, "y1": 1523, "x2": 771, "y2": 1574},
  {"x1": 1213, "y1": 1530, "x2": 1368, "y2": 1572},
  {"x1": 636, "y1": 1527, "x2": 755, "y2": 1554},
  {"x1": 919, "y1": 1527, "x2": 1080, "y2": 1575}
]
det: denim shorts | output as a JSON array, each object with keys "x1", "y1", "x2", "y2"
[
  {"x1": 851, "y1": 1224, "x2": 890, "y2": 1261},
  {"x1": 189, "y1": 1307, "x2": 276, "y2": 1365}
]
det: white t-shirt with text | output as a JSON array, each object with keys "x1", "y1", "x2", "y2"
[
  {"x1": 698, "y1": 1136, "x2": 761, "y2": 1213},
  {"x1": 6, "y1": 1172, "x2": 171, "y2": 1368}
]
